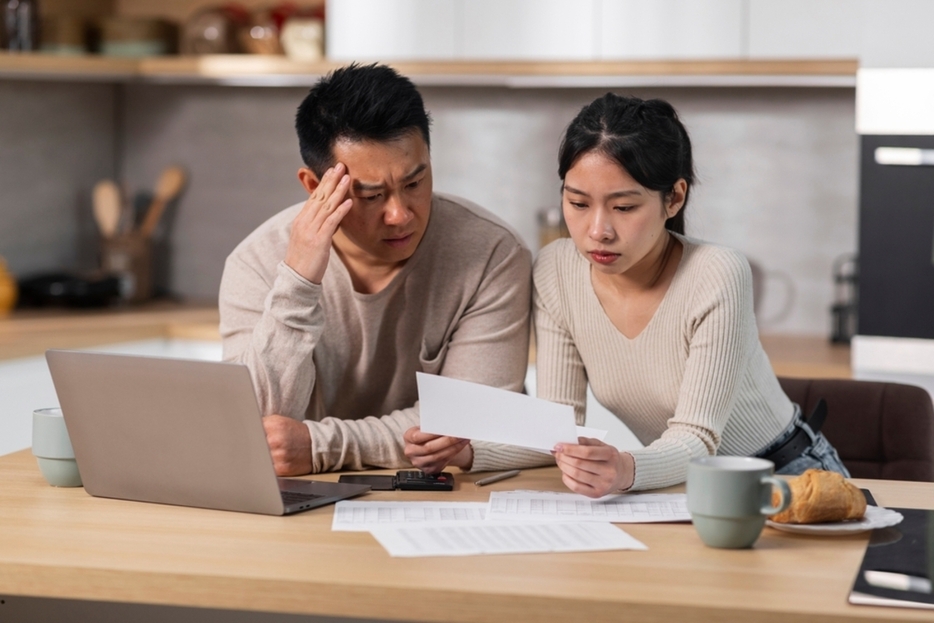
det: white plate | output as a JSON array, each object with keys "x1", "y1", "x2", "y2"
[{"x1": 766, "y1": 505, "x2": 904, "y2": 535}]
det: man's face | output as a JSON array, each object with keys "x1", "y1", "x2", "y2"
[{"x1": 329, "y1": 130, "x2": 433, "y2": 267}]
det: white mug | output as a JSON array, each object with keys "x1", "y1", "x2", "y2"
[{"x1": 32, "y1": 408, "x2": 82, "y2": 487}]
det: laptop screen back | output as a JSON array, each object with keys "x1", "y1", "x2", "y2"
[{"x1": 46, "y1": 350, "x2": 286, "y2": 515}]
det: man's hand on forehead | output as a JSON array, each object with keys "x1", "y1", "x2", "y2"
[{"x1": 286, "y1": 162, "x2": 353, "y2": 284}]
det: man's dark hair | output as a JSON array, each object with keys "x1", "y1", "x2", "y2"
[{"x1": 295, "y1": 63, "x2": 431, "y2": 176}]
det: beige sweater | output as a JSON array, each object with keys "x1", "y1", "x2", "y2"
[
  {"x1": 534, "y1": 236, "x2": 795, "y2": 490},
  {"x1": 219, "y1": 193, "x2": 532, "y2": 472}
]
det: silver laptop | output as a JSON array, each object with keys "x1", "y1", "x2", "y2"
[{"x1": 45, "y1": 349, "x2": 370, "y2": 515}]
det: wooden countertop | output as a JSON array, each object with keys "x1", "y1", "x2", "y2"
[
  {"x1": 760, "y1": 334, "x2": 852, "y2": 379},
  {"x1": 0, "y1": 305, "x2": 851, "y2": 379},
  {"x1": 0, "y1": 448, "x2": 930, "y2": 622},
  {"x1": 0, "y1": 302, "x2": 219, "y2": 361}
]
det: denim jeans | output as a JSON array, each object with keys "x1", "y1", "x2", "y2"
[{"x1": 755, "y1": 405, "x2": 850, "y2": 477}]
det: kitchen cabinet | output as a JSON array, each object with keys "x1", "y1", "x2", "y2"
[
  {"x1": 599, "y1": 0, "x2": 744, "y2": 60},
  {"x1": 326, "y1": 0, "x2": 458, "y2": 61},
  {"x1": 748, "y1": 0, "x2": 861, "y2": 59},
  {"x1": 460, "y1": 0, "x2": 597, "y2": 61},
  {"x1": 860, "y1": 0, "x2": 934, "y2": 68}
]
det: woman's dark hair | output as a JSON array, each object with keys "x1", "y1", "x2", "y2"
[
  {"x1": 295, "y1": 63, "x2": 431, "y2": 177},
  {"x1": 558, "y1": 93, "x2": 694, "y2": 235}
]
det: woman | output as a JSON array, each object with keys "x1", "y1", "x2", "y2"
[{"x1": 536, "y1": 93, "x2": 848, "y2": 497}]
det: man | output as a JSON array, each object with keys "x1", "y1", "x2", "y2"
[{"x1": 218, "y1": 64, "x2": 531, "y2": 476}]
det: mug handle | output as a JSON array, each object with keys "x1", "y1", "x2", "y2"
[{"x1": 759, "y1": 476, "x2": 792, "y2": 515}]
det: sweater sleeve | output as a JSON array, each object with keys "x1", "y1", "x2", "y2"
[
  {"x1": 627, "y1": 249, "x2": 754, "y2": 490},
  {"x1": 461, "y1": 244, "x2": 588, "y2": 473},
  {"x1": 219, "y1": 255, "x2": 323, "y2": 421},
  {"x1": 531, "y1": 245, "x2": 588, "y2": 424},
  {"x1": 312, "y1": 238, "x2": 537, "y2": 473}
]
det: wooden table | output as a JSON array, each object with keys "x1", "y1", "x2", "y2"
[{"x1": 1, "y1": 450, "x2": 931, "y2": 623}]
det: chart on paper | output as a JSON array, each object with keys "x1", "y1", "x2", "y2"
[
  {"x1": 369, "y1": 521, "x2": 648, "y2": 557},
  {"x1": 332, "y1": 501, "x2": 488, "y2": 531},
  {"x1": 487, "y1": 491, "x2": 691, "y2": 523}
]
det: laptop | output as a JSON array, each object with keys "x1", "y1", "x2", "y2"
[{"x1": 45, "y1": 349, "x2": 370, "y2": 515}]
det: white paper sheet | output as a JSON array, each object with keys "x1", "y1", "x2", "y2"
[
  {"x1": 487, "y1": 491, "x2": 691, "y2": 523},
  {"x1": 331, "y1": 501, "x2": 488, "y2": 531},
  {"x1": 416, "y1": 373, "x2": 578, "y2": 451},
  {"x1": 369, "y1": 521, "x2": 647, "y2": 557}
]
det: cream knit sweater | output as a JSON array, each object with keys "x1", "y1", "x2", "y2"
[
  {"x1": 533, "y1": 236, "x2": 795, "y2": 490},
  {"x1": 219, "y1": 193, "x2": 532, "y2": 473}
]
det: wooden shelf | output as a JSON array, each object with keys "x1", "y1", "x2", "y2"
[{"x1": 0, "y1": 53, "x2": 859, "y2": 87}]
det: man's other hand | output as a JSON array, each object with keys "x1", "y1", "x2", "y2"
[
  {"x1": 263, "y1": 414, "x2": 313, "y2": 476},
  {"x1": 403, "y1": 426, "x2": 472, "y2": 474},
  {"x1": 286, "y1": 162, "x2": 353, "y2": 284}
]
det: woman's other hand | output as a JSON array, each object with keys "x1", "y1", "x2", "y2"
[
  {"x1": 403, "y1": 426, "x2": 473, "y2": 474},
  {"x1": 553, "y1": 437, "x2": 635, "y2": 498}
]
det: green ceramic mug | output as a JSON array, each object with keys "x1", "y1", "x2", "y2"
[{"x1": 686, "y1": 456, "x2": 791, "y2": 549}]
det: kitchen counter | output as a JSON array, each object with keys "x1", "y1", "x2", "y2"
[
  {"x1": 760, "y1": 334, "x2": 852, "y2": 379},
  {"x1": 0, "y1": 304, "x2": 851, "y2": 378},
  {"x1": 0, "y1": 302, "x2": 220, "y2": 361}
]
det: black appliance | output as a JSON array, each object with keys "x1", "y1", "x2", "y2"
[{"x1": 858, "y1": 136, "x2": 934, "y2": 339}]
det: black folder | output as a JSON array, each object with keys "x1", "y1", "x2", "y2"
[{"x1": 849, "y1": 507, "x2": 934, "y2": 610}]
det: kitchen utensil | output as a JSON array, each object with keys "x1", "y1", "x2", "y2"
[
  {"x1": 4, "y1": 0, "x2": 40, "y2": 51},
  {"x1": 16, "y1": 272, "x2": 124, "y2": 308},
  {"x1": 39, "y1": 15, "x2": 86, "y2": 55},
  {"x1": 92, "y1": 179, "x2": 122, "y2": 239},
  {"x1": 139, "y1": 166, "x2": 185, "y2": 238},
  {"x1": 99, "y1": 17, "x2": 176, "y2": 57},
  {"x1": 99, "y1": 235, "x2": 151, "y2": 302},
  {"x1": 238, "y1": 9, "x2": 282, "y2": 55},
  {"x1": 280, "y1": 17, "x2": 324, "y2": 62},
  {"x1": 181, "y1": 5, "x2": 249, "y2": 55}
]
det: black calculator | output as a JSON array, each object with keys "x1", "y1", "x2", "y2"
[
  {"x1": 338, "y1": 470, "x2": 455, "y2": 491},
  {"x1": 394, "y1": 470, "x2": 455, "y2": 491}
]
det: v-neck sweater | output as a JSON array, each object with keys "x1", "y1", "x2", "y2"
[
  {"x1": 533, "y1": 236, "x2": 795, "y2": 490},
  {"x1": 219, "y1": 193, "x2": 532, "y2": 472}
]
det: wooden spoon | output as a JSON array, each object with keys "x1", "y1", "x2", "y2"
[
  {"x1": 139, "y1": 166, "x2": 186, "y2": 238},
  {"x1": 92, "y1": 180, "x2": 122, "y2": 239}
]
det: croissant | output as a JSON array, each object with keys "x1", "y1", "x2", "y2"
[{"x1": 769, "y1": 469, "x2": 866, "y2": 524}]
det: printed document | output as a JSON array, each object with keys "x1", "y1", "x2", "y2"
[
  {"x1": 417, "y1": 372, "x2": 578, "y2": 451},
  {"x1": 369, "y1": 521, "x2": 647, "y2": 557},
  {"x1": 332, "y1": 501, "x2": 488, "y2": 531},
  {"x1": 487, "y1": 491, "x2": 691, "y2": 523}
]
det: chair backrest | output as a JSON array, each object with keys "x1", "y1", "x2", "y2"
[{"x1": 778, "y1": 377, "x2": 934, "y2": 482}]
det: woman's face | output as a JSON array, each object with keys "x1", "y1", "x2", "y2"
[{"x1": 562, "y1": 150, "x2": 684, "y2": 278}]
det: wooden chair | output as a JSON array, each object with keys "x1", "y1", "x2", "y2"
[{"x1": 778, "y1": 377, "x2": 934, "y2": 482}]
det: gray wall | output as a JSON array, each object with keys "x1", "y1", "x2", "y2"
[
  {"x1": 0, "y1": 81, "x2": 857, "y2": 336},
  {"x1": 0, "y1": 81, "x2": 116, "y2": 276}
]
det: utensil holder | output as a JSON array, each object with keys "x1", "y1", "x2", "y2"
[{"x1": 100, "y1": 234, "x2": 152, "y2": 302}]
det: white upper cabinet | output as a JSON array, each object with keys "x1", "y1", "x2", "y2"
[
  {"x1": 599, "y1": 0, "x2": 744, "y2": 60},
  {"x1": 326, "y1": 0, "x2": 458, "y2": 61},
  {"x1": 748, "y1": 0, "x2": 860, "y2": 59},
  {"x1": 460, "y1": 0, "x2": 598, "y2": 61},
  {"x1": 326, "y1": 0, "x2": 934, "y2": 66},
  {"x1": 859, "y1": 0, "x2": 934, "y2": 68}
]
